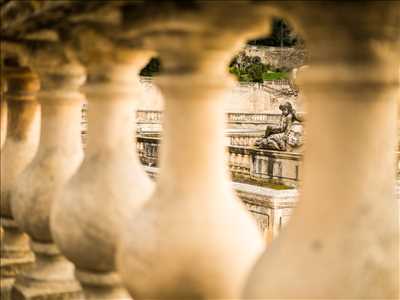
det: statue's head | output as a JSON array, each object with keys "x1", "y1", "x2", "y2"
[
  {"x1": 279, "y1": 101, "x2": 293, "y2": 116},
  {"x1": 287, "y1": 123, "x2": 304, "y2": 147}
]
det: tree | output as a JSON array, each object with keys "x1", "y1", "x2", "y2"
[
  {"x1": 247, "y1": 18, "x2": 300, "y2": 47},
  {"x1": 139, "y1": 57, "x2": 161, "y2": 76}
]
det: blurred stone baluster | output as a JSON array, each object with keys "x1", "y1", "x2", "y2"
[
  {"x1": 1, "y1": 77, "x2": 7, "y2": 149},
  {"x1": 0, "y1": 65, "x2": 40, "y2": 297},
  {"x1": 10, "y1": 48, "x2": 85, "y2": 299},
  {"x1": 0, "y1": 70, "x2": 6, "y2": 259},
  {"x1": 50, "y1": 32, "x2": 154, "y2": 299},
  {"x1": 244, "y1": 2, "x2": 400, "y2": 299},
  {"x1": 116, "y1": 3, "x2": 272, "y2": 298}
]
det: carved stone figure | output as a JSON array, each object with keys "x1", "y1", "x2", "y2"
[{"x1": 255, "y1": 101, "x2": 302, "y2": 151}]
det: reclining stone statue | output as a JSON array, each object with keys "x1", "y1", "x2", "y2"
[{"x1": 255, "y1": 101, "x2": 303, "y2": 151}]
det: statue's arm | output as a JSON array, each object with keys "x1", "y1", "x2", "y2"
[{"x1": 283, "y1": 115, "x2": 294, "y2": 132}]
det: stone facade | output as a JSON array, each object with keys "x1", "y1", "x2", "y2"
[
  {"x1": 136, "y1": 76, "x2": 304, "y2": 113},
  {"x1": 242, "y1": 45, "x2": 307, "y2": 70}
]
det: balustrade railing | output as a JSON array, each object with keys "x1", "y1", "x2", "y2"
[
  {"x1": 136, "y1": 110, "x2": 163, "y2": 124},
  {"x1": 226, "y1": 112, "x2": 280, "y2": 125},
  {"x1": 112, "y1": 109, "x2": 282, "y2": 127},
  {"x1": 227, "y1": 131, "x2": 262, "y2": 147},
  {"x1": 137, "y1": 135, "x2": 301, "y2": 187},
  {"x1": 1, "y1": 1, "x2": 399, "y2": 300},
  {"x1": 136, "y1": 136, "x2": 161, "y2": 167}
]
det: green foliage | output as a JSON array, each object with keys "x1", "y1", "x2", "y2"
[
  {"x1": 231, "y1": 173, "x2": 294, "y2": 190},
  {"x1": 229, "y1": 63, "x2": 288, "y2": 83},
  {"x1": 138, "y1": 17, "x2": 302, "y2": 78},
  {"x1": 247, "y1": 18, "x2": 301, "y2": 47},
  {"x1": 262, "y1": 71, "x2": 288, "y2": 81}
]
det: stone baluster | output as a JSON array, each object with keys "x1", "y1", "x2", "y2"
[
  {"x1": 244, "y1": 2, "x2": 400, "y2": 299},
  {"x1": 240, "y1": 154, "x2": 247, "y2": 173},
  {"x1": 259, "y1": 157, "x2": 265, "y2": 178},
  {"x1": 0, "y1": 65, "x2": 40, "y2": 296},
  {"x1": 116, "y1": 4, "x2": 270, "y2": 297},
  {"x1": 243, "y1": 154, "x2": 249, "y2": 174},
  {"x1": 10, "y1": 53, "x2": 85, "y2": 299},
  {"x1": 236, "y1": 153, "x2": 241, "y2": 173},
  {"x1": 239, "y1": 153, "x2": 245, "y2": 173},
  {"x1": 118, "y1": 69, "x2": 265, "y2": 299},
  {"x1": 237, "y1": 153, "x2": 242, "y2": 173},
  {"x1": 261, "y1": 158, "x2": 267, "y2": 177},
  {"x1": 232, "y1": 153, "x2": 238, "y2": 171},
  {"x1": 0, "y1": 73, "x2": 5, "y2": 293},
  {"x1": 1, "y1": 78, "x2": 7, "y2": 149},
  {"x1": 229, "y1": 153, "x2": 235, "y2": 172},
  {"x1": 51, "y1": 44, "x2": 153, "y2": 299}
]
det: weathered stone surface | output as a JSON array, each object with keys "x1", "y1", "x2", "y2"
[
  {"x1": 244, "y1": 2, "x2": 400, "y2": 299},
  {"x1": 116, "y1": 4, "x2": 273, "y2": 294},
  {"x1": 1, "y1": 65, "x2": 40, "y2": 297},
  {"x1": 0, "y1": 91, "x2": 7, "y2": 149},
  {"x1": 50, "y1": 43, "x2": 153, "y2": 299},
  {"x1": 12, "y1": 276, "x2": 82, "y2": 300},
  {"x1": 1, "y1": 1, "x2": 398, "y2": 299},
  {"x1": 7, "y1": 48, "x2": 85, "y2": 299}
]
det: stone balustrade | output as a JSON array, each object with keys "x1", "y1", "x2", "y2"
[
  {"x1": 227, "y1": 130, "x2": 263, "y2": 146},
  {"x1": 10, "y1": 45, "x2": 86, "y2": 300},
  {"x1": 136, "y1": 136, "x2": 160, "y2": 168},
  {"x1": 141, "y1": 163, "x2": 298, "y2": 247},
  {"x1": 99, "y1": 109, "x2": 282, "y2": 131},
  {"x1": 226, "y1": 112, "x2": 281, "y2": 129},
  {"x1": 0, "y1": 80, "x2": 7, "y2": 149},
  {"x1": 136, "y1": 109, "x2": 163, "y2": 124},
  {"x1": 137, "y1": 135, "x2": 301, "y2": 187},
  {"x1": 1, "y1": 65, "x2": 40, "y2": 298},
  {"x1": 242, "y1": 45, "x2": 307, "y2": 70},
  {"x1": 1, "y1": 1, "x2": 399, "y2": 300}
]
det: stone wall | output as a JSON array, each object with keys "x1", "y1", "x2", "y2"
[
  {"x1": 137, "y1": 76, "x2": 304, "y2": 114},
  {"x1": 242, "y1": 45, "x2": 307, "y2": 70}
]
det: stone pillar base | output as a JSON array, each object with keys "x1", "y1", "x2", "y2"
[
  {"x1": 1, "y1": 278, "x2": 14, "y2": 300},
  {"x1": 0, "y1": 256, "x2": 34, "y2": 300},
  {"x1": 0, "y1": 255, "x2": 35, "y2": 278},
  {"x1": 0, "y1": 218, "x2": 35, "y2": 300},
  {"x1": 75, "y1": 269, "x2": 131, "y2": 300},
  {"x1": 10, "y1": 241, "x2": 83, "y2": 300},
  {"x1": 11, "y1": 277, "x2": 83, "y2": 300}
]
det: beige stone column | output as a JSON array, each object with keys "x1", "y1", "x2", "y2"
[
  {"x1": 0, "y1": 66, "x2": 40, "y2": 295},
  {"x1": 1, "y1": 79, "x2": 7, "y2": 149},
  {"x1": 50, "y1": 47, "x2": 153, "y2": 299},
  {"x1": 116, "y1": 15, "x2": 268, "y2": 298},
  {"x1": 0, "y1": 71, "x2": 6, "y2": 257},
  {"x1": 244, "y1": 2, "x2": 400, "y2": 299},
  {"x1": 10, "y1": 58, "x2": 85, "y2": 299}
]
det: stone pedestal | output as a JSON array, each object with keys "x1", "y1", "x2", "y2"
[
  {"x1": 74, "y1": 269, "x2": 128, "y2": 300},
  {"x1": 0, "y1": 66, "x2": 40, "y2": 298},
  {"x1": 116, "y1": 5, "x2": 270, "y2": 297},
  {"x1": 243, "y1": 2, "x2": 400, "y2": 299},
  {"x1": 0, "y1": 219, "x2": 34, "y2": 300},
  {"x1": 50, "y1": 39, "x2": 153, "y2": 299},
  {"x1": 0, "y1": 97, "x2": 7, "y2": 149},
  {"x1": 11, "y1": 242, "x2": 82, "y2": 300},
  {"x1": 9, "y1": 57, "x2": 85, "y2": 300}
]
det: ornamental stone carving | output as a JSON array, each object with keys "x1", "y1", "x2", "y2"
[{"x1": 255, "y1": 101, "x2": 303, "y2": 151}]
